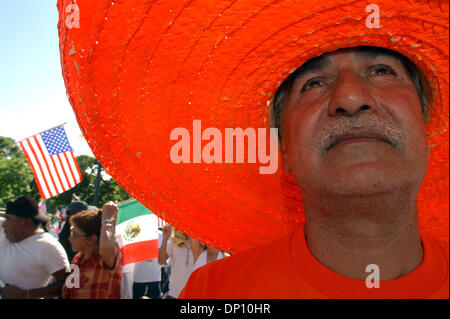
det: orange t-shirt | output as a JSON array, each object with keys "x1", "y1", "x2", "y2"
[{"x1": 180, "y1": 226, "x2": 448, "y2": 299}]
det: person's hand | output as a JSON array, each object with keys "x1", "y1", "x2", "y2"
[
  {"x1": 102, "y1": 201, "x2": 118, "y2": 220},
  {"x1": 2, "y1": 285, "x2": 27, "y2": 299},
  {"x1": 162, "y1": 225, "x2": 172, "y2": 241}
]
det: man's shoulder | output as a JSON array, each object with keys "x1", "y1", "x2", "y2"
[
  {"x1": 32, "y1": 232, "x2": 69, "y2": 260},
  {"x1": 180, "y1": 232, "x2": 295, "y2": 298},
  {"x1": 434, "y1": 237, "x2": 449, "y2": 251},
  {"x1": 205, "y1": 231, "x2": 292, "y2": 268},
  {"x1": 35, "y1": 231, "x2": 63, "y2": 246},
  {"x1": 430, "y1": 235, "x2": 449, "y2": 263},
  {"x1": 421, "y1": 234, "x2": 449, "y2": 299},
  {"x1": 423, "y1": 233, "x2": 449, "y2": 257}
]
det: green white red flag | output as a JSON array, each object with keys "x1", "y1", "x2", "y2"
[{"x1": 115, "y1": 199, "x2": 162, "y2": 265}]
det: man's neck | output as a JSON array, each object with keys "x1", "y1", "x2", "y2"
[
  {"x1": 17, "y1": 226, "x2": 42, "y2": 242},
  {"x1": 302, "y1": 192, "x2": 423, "y2": 281}
]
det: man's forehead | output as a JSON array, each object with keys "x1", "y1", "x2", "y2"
[{"x1": 297, "y1": 46, "x2": 404, "y2": 74}]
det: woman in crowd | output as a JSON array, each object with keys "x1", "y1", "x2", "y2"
[
  {"x1": 62, "y1": 202, "x2": 122, "y2": 299},
  {"x1": 158, "y1": 226, "x2": 201, "y2": 299}
]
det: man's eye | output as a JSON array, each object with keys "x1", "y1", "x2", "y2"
[
  {"x1": 369, "y1": 65, "x2": 397, "y2": 76},
  {"x1": 301, "y1": 78, "x2": 324, "y2": 92}
]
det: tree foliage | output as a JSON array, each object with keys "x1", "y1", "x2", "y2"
[
  {"x1": 0, "y1": 136, "x2": 130, "y2": 211},
  {"x1": 0, "y1": 136, "x2": 40, "y2": 206},
  {"x1": 68, "y1": 155, "x2": 131, "y2": 207}
]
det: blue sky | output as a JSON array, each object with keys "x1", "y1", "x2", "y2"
[{"x1": 0, "y1": 0, "x2": 93, "y2": 156}]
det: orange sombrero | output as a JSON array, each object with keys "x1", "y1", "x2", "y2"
[{"x1": 57, "y1": 0, "x2": 449, "y2": 254}]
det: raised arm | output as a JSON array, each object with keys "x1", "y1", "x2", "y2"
[{"x1": 99, "y1": 201, "x2": 118, "y2": 269}]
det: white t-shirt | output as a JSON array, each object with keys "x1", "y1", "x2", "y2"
[
  {"x1": 133, "y1": 258, "x2": 162, "y2": 283},
  {"x1": 0, "y1": 217, "x2": 70, "y2": 290},
  {"x1": 193, "y1": 250, "x2": 224, "y2": 272},
  {"x1": 166, "y1": 239, "x2": 194, "y2": 298},
  {"x1": 121, "y1": 263, "x2": 135, "y2": 299}
]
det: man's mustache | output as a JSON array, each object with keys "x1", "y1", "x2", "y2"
[{"x1": 315, "y1": 116, "x2": 404, "y2": 155}]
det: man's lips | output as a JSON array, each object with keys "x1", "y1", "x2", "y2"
[
  {"x1": 326, "y1": 132, "x2": 394, "y2": 151},
  {"x1": 333, "y1": 138, "x2": 387, "y2": 147}
]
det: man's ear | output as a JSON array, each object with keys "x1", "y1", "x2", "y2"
[{"x1": 24, "y1": 218, "x2": 35, "y2": 229}]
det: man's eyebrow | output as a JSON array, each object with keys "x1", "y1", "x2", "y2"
[
  {"x1": 292, "y1": 55, "x2": 332, "y2": 81},
  {"x1": 354, "y1": 48, "x2": 402, "y2": 63}
]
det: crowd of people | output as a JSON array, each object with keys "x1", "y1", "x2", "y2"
[
  {"x1": 1, "y1": 0, "x2": 448, "y2": 300},
  {"x1": 0, "y1": 195, "x2": 227, "y2": 299}
]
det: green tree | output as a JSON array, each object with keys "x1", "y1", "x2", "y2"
[
  {"x1": 65, "y1": 155, "x2": 131, "y2": 207},
  {"x1": 44, "y1": 155, "x2": 131, "y2": 212},
  {"x1": 0, "y1": 136, "x2": 39, "y2": 207}
]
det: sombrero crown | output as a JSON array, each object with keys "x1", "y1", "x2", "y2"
[{"x1": 58, "y1": 0, "x2": 449, "y2": 253}]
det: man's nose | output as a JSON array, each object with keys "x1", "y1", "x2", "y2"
[{"x1": 327, "y1": 70, "x2": 377, "y2": 117}]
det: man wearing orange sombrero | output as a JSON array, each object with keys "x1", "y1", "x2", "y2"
[{"x1": 58, "y1": 0, "x2": 448, "y2": 298}]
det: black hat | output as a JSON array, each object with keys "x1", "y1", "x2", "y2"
[
  {"x1": 6, "y1": 195, "x2": 50, "y2": 224},
  {"x1": 66, "y1": 201, "x2": 89, "y2": 217}
]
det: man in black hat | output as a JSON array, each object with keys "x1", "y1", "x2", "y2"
[{"x1": 0, "y1": 195, "x2": 70, "y2": 299}]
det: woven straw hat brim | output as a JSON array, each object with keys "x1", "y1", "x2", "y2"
[{"x1": 58, "y1": 0, "x2": 449, "y2": 253}]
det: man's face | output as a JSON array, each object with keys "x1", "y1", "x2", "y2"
[
  {"x1": 280, "y1": 48, "x2": 429, "y2": 200},
  {"x1": 3, "y1": 214, "x2": 29, "y2": 243}
]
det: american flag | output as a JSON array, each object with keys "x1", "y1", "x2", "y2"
[{"x1": 18, "y1": 126, "x2": 82, "y2": 200}]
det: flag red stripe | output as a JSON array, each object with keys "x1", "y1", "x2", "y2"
[
  {"x1": 57, "y1": 153, "x2": 73, "y2": 188},
  {"x1": 63, "y1": 152, "x2": 77, "y2": 186},
  {"x1": 50, "y1": 156, "x2": 67, "y2": 191},
  {"x1": 19, "y1": 141, "x2": 47, "y2": 200},
  {"x1": 33, "y1": 136, "x2": 60, "y2": 195},
  {"x1": 27, "y1": 138, "x2": 53, "y2": 198},
  {"x1": 121, "y1": 239, "x2": 159, "y2": 265},
  {"x1": 69, "y1": 151, "x2": 82, "y2": 183}
]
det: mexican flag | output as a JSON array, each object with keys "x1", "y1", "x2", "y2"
[{"x1": 115, "y1": 199, "x2": 161, "y2": 265}]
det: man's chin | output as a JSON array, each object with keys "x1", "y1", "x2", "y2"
[
  {"x1": 317, "y1": 164, "x2": 409, "y2": 196},
  {"x1": 324, "y1": 177, "x2": 405, "y2": 198},
  {"x1": 5, "y1": 234, "x2": 18, "y2": 243}
]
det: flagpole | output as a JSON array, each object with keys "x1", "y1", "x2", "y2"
[
  {"x1": 0, "y1": 122, "x2": 68, "y2": 152},
  {"x1": 93, "y1": 160, "x2": 102, "y2": 207}
]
